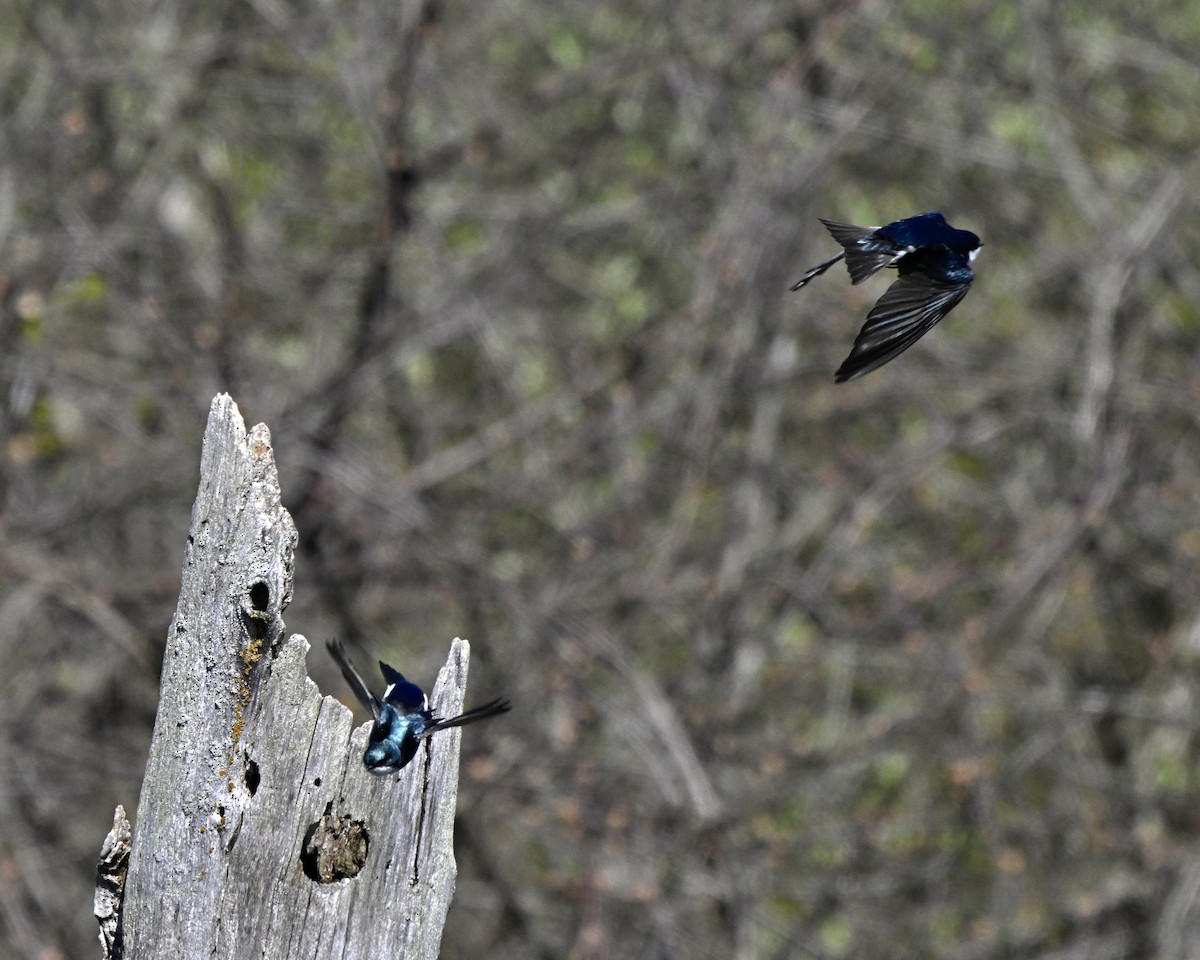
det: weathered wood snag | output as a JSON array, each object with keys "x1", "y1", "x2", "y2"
[{"x1": 99, "y1": 394, "x2": 473, "y2": 959}]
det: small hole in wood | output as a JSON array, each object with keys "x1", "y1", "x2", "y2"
[
  {"x1": 245, "y1": 758, "x2": 260, "y2": 797},
  {"x1": 249, "y1": 581, "x2": 270, "y2": 611}
]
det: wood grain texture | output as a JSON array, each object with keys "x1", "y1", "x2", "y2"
[{"x1": 115, "y1": 394, "x2": 469, "y2": 959}]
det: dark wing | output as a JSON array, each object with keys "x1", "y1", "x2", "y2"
[
  {"x1": 378, "y1": 662, "x2": 429, "y2": 713},
  {"x1": 819, "y1": 218, "x2": 901, "y2": 285},
  {"x1": 327, "y1": 639, "x2": 384, "y2": 722},
  {"x1": 420, "y1": 697, "x2": 512, "y2": 736},
  {"x1": 834, "y1": 273, "x2": 972, "y2": 382}
]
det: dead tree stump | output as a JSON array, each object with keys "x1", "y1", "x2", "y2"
[{"x1": 99, "y1": 394, "x2": 472, "y2": 959}]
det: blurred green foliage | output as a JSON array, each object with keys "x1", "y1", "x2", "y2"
[{"x1": 2, "y1": 0, "x2": 1200, "y2": 958}]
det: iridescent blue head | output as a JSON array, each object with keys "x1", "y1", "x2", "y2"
[{"x1": 327, "y1": 639, "x2": 511, "y2": 776}]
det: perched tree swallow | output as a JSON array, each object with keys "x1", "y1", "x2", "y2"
[
  {"x1": 327, "y1": 639, "x2": 511, "y2": 775},
  {"x1": 791, "y1": 212, "x2": 982, "y2": 382}
]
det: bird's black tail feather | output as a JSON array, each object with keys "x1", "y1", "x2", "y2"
[
  {"x1": 790, "y1": 251, "x2": 845, "y2": 291},
  {"x1": 819, "y1": 218, "x2": 897, "y2": 284}
]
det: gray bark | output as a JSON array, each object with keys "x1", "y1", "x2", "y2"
[{"x1": 105, "y1": 394, "x2": 469, "y2": 959}]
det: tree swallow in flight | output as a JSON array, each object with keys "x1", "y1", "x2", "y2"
[
  {"x1": 327, "y1": 639, "x2": 511, "y2": 775},
  {"x1": 791, "y1": 212, "x2": 982, "y2": 382}
]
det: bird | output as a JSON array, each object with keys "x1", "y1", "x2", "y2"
[
  {"x1": 791, "y1": 211, "x2": 982, "y2": 382},
  {"x1": 327, "y1": 638, "x2": 511, "y2": 775}
]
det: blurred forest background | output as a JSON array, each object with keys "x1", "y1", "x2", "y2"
[{"x1": 3, "y1": 0, "x2": 1200, "y2": 957}]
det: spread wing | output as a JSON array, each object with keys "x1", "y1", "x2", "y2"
[
  {"x1": 834, "y1": 273, "x2": 972, "y2": 382},
  {"x1": 327, "y1": 639, "x2": 384, "y2": 722},
  {"x1": 420, "y1": 697, "x2": 512, "y2": 737}
]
